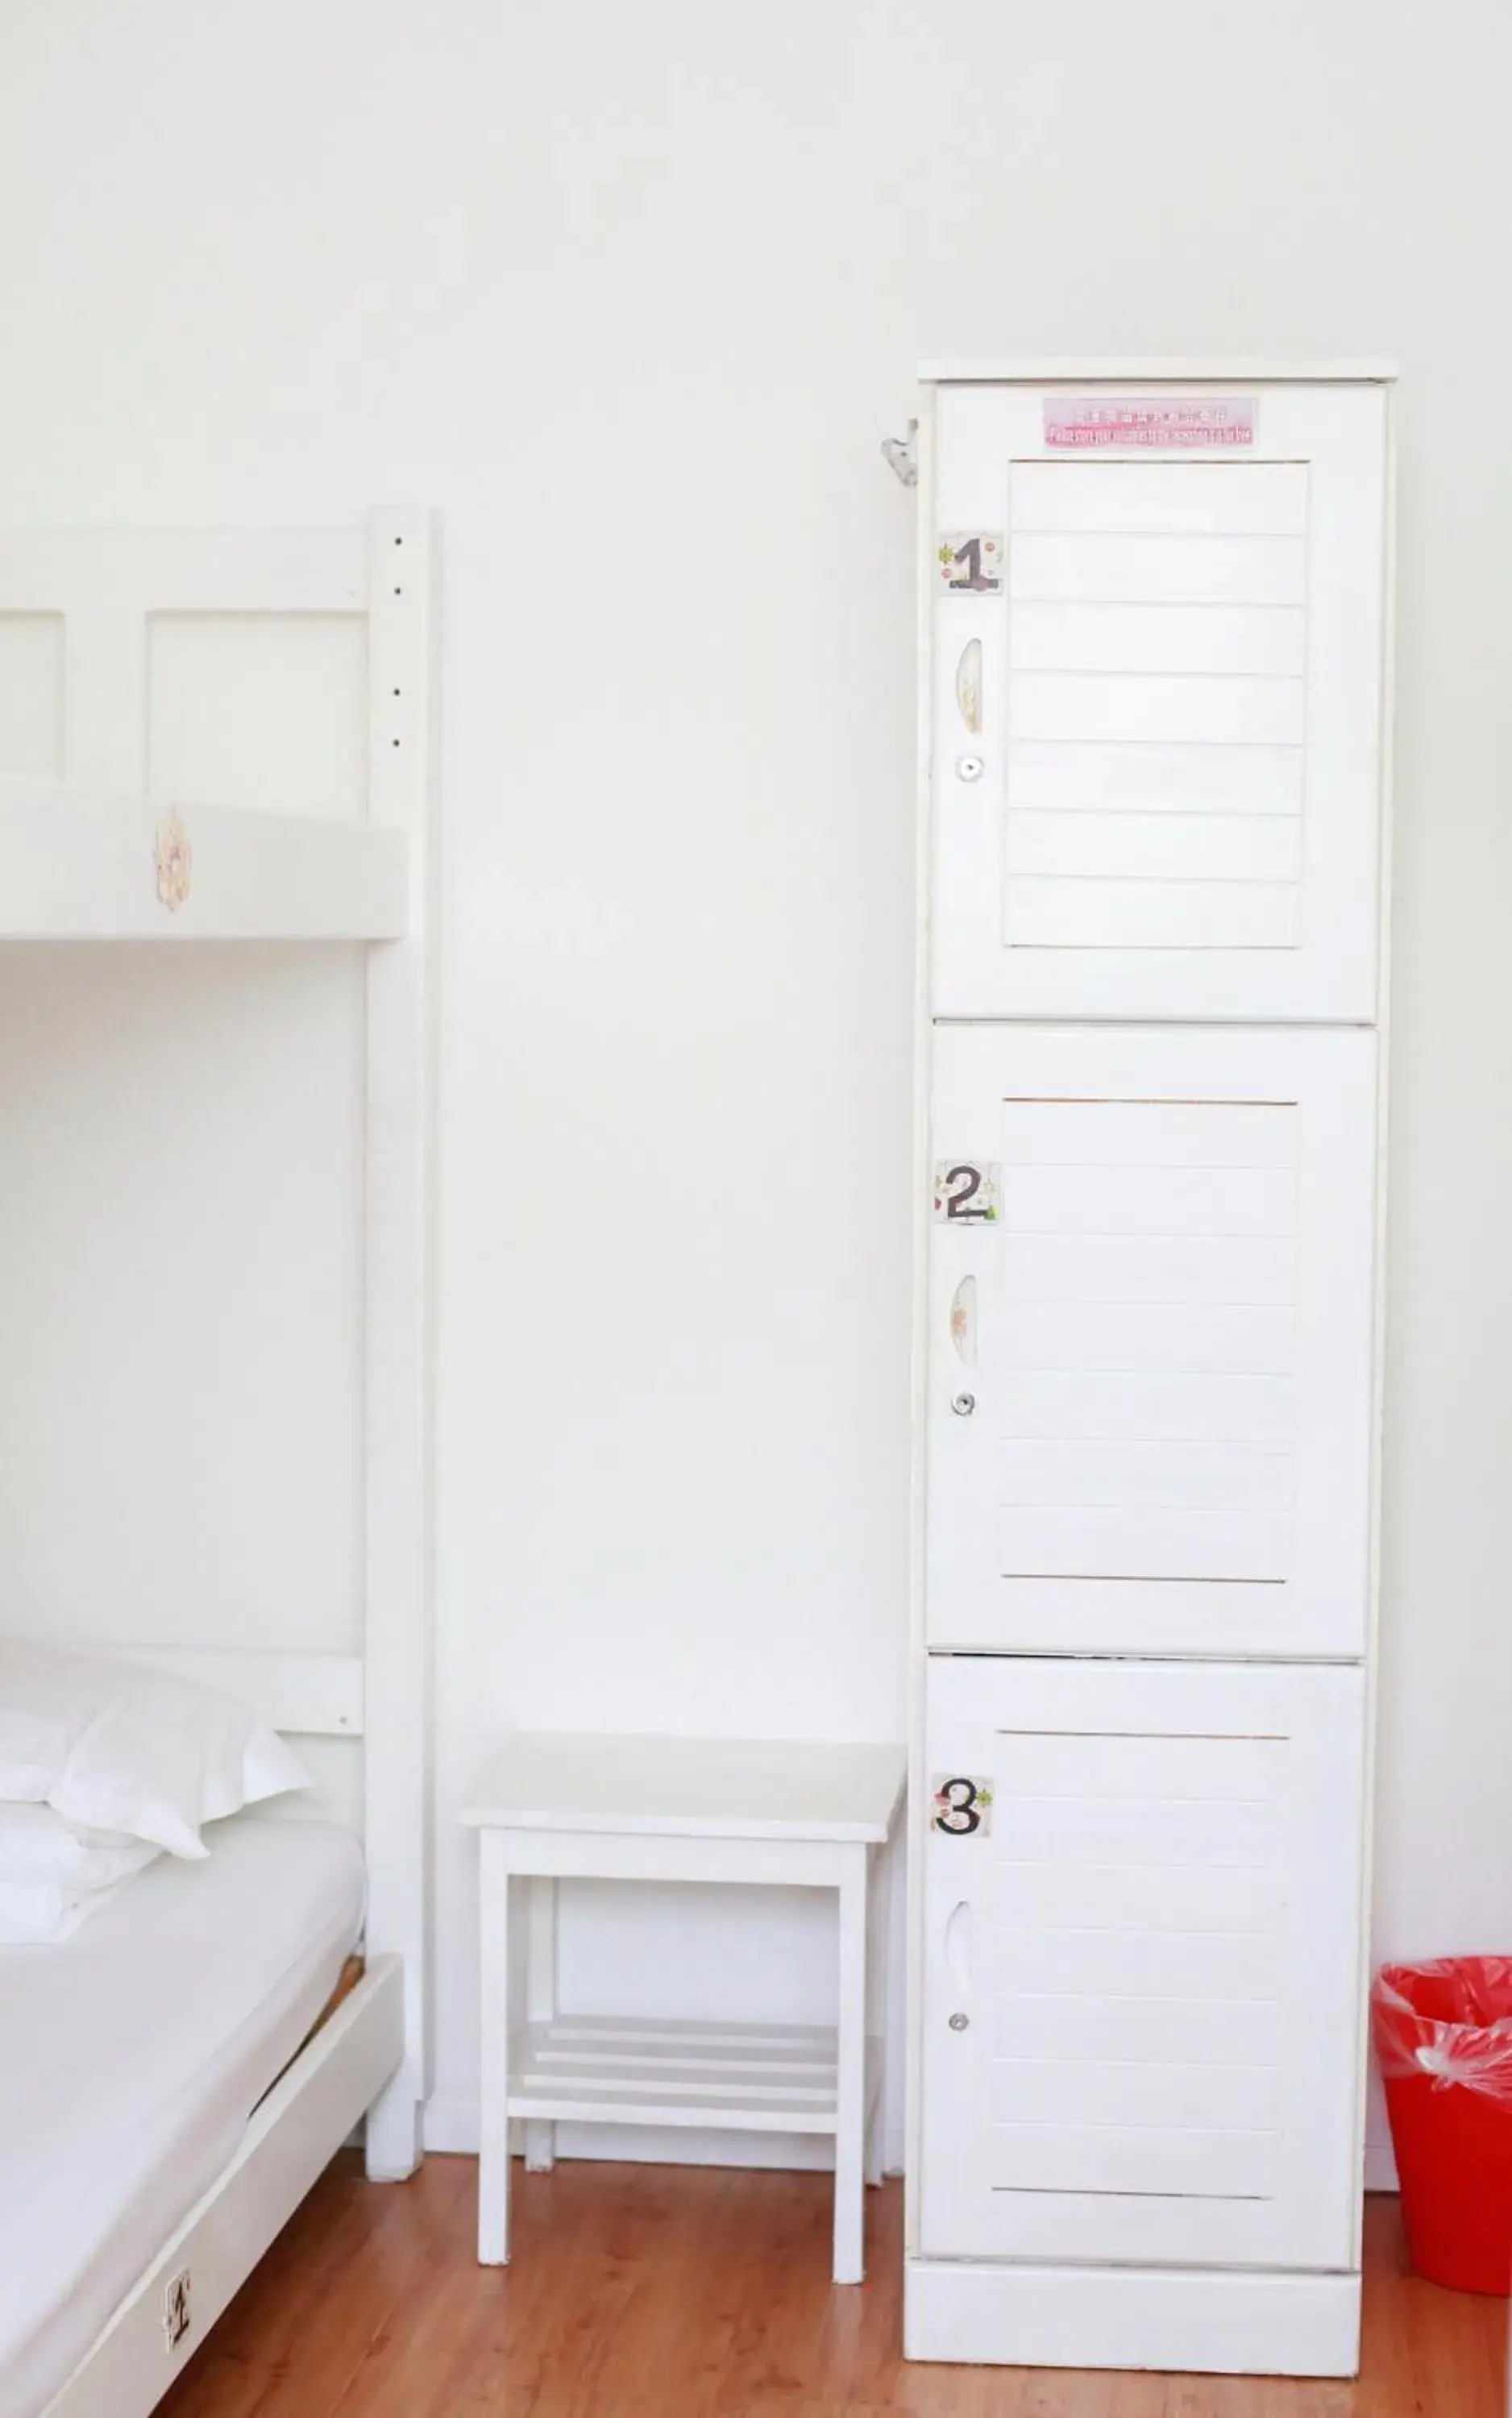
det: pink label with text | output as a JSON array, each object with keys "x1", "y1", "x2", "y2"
[{"x1": 1044, "y1": 397, "x2": 1257, "y2": 450}]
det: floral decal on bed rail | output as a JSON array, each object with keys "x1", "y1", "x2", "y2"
[{"x1": 155, "y1": 811, "x2": 192, "y2": 912}]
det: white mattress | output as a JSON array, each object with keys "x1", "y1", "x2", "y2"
[{"x1": 0, "y1": 1814, "x2": 365, "y2": 2418}]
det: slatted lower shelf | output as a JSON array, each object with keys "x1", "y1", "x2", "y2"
[{"x1": 508, "y1": 2013, "x2": 882, "y2": 2135}]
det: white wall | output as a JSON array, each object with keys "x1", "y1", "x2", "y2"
[{"x1": 1, "y1": 0, "x2": 1510, "y2": 2184}]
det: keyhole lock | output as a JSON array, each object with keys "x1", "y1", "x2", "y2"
[
  {"x1": 952, "y1": 1391, "x2": 976, "y2": 1417},
  {"x1": 949, "y1": 2011, "x2": 970, "y2": 2033},
  {"x1": 956, "y1": 754, "x2": 985, "y2": 783}
]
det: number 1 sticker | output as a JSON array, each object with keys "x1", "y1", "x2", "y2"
[
  {"x1": 936, "y1": 531, "x2": 1003, "y2": 596},
  {"x1": 934, "y1": 1161, "x2": 999, "y2": 1224}
]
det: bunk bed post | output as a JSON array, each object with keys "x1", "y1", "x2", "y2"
[{"x1": 361, "y1": 506, "x2": 437, "y2": 2181}]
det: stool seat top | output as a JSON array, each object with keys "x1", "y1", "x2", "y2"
[{"x1": 460, "y1": 1730, "x2": 906, "y2": 1843}]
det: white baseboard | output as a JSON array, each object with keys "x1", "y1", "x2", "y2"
[
  {"x1": 904, "y1": 2256, "x2": 1361, "y2": 2379},
  {"x1": 422, "y1": 2097, "x2": 476, "y2": 2154},
  {"x1": 424, "y1": 2094, "x2": 905, "y2": 2179},
  {"x1": 1365, "y1": 2129, "x2": 1398, "y2": 2192}
]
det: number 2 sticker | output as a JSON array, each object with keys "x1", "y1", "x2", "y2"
[
  {"x1": 934, "y1": 1161, "x2": 999, "y2": 1224},
  {"x1": 933, "y1": 1775, "x2": 993, "y2": 1837}
]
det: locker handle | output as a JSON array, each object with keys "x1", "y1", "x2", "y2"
[
  {"x1": 949, "y1": 1274, "x2": 977, "y2": 1369},
  {"x1": 944, "y1": 1898, "x2": 972, "y2": 1999}
]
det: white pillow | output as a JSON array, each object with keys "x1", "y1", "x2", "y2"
[
  {"x1": 0, "y1": 1804, "x2": 162, "y2": 1944},
  {"x1": 0, "y1": 1801, "x2": 161, "y2": 1892},
  {"x1": 0, "y1": 1643, "x2": 310, "y2": 1859},
  {"x1": 0, "y1": 1870, "x2": 142, "y2": 1946}
]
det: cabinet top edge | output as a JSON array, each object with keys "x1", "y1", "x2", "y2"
[{"x1": 918, "y1": 358, "x2": 1399, "y2": 386}]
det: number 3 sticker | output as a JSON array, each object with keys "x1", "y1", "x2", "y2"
[{"x1": 933, "y1": 1775, "x2": 993, "y2": 1837}]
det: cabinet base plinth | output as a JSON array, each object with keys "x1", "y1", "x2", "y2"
[{"x1": 903, "y1": 2256, "x2": 1361, "y2": 2378}]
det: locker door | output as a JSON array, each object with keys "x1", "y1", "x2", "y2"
[
  {"x1": 930, "y1": 380, "x2": 1387, "y2": 1022},
  {"x1": 920, "y1": 1656, "x2": 1366, "y2": 2271},
  {"x1": 927, "y1": 1023, "x2": 1376, "y2": 1658}
]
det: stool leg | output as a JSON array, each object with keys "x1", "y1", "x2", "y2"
[
  {"x1": 833, "y1": 1847, "x2": 867, "y2": 2285},
  {"x1": 864, "y1": 1840, "x2": 887, "y2": 2188},
  {"x1": 477, "y1": 1834, "x2": 512, "y2": 2264},
  {"x1": 523, "y1": 1876, "x2": 558, "y2": 2172}
]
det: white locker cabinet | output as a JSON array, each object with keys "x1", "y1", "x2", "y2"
[
  {"x1": 909, "y1": 364, "x2": 1392, "y2": 2385},
  {"x1": 927, "y1": 1022, "x2": 1378, "y2": 1659},
  {"x1": 920, "y1": 1657, "x2": 1365, "y2": 2271},
  {"x1": 929, "y1": 376, "x2": 1389, "y2": 1024}
]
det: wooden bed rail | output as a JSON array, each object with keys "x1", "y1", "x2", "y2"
[
  {"x1": 52, "y1": 1642, "x2": 365, "y2": 1738},
  {"x1": 0, "y1": 778, "x2": 409, "y2": 941}
]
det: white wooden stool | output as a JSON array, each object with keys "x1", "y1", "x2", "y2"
[{"x1": 461, "y1": 1731, "x2": 905, "y2": 2284}]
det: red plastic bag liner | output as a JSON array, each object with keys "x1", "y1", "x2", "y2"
[{"x1": 1373, "y1": 1958, "x2": 1512, "y2": 2293}]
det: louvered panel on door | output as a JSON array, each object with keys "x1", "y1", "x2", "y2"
[
  {"x1": 1004, "y1": 463, "x2": 1307, "y2": 952},
  {"x1": 928, "y1": 1023, "x2": 1375, "y2": 1657},
  {"x1": 919, "y1": 1656, "x2": 1366, "y2": 2270},
  {"x1": 930, "y1": 380, "x2": 1387, "y2": 1020}
]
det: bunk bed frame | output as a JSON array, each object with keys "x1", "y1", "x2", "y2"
[{"x1": 0, "y1": 513, "x2": 435, "y2": 2418}]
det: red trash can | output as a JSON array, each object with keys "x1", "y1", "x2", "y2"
[{"x1": 1373, "y1": 1958, "x2": 1512, "y2": 2293}]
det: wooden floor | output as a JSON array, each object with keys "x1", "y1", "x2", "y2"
[{"x1": 160, "y1": 2158, "x2": 1506, "y2": 2417}]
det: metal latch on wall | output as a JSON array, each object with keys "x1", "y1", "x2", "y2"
[{"x1": 880, "y1": 422, "x2": 919, "y2": 486}]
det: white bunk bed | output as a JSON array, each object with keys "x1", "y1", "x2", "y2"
[{"x1": 0, "y1": 513, "x2": 435, "y2": 2417}]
